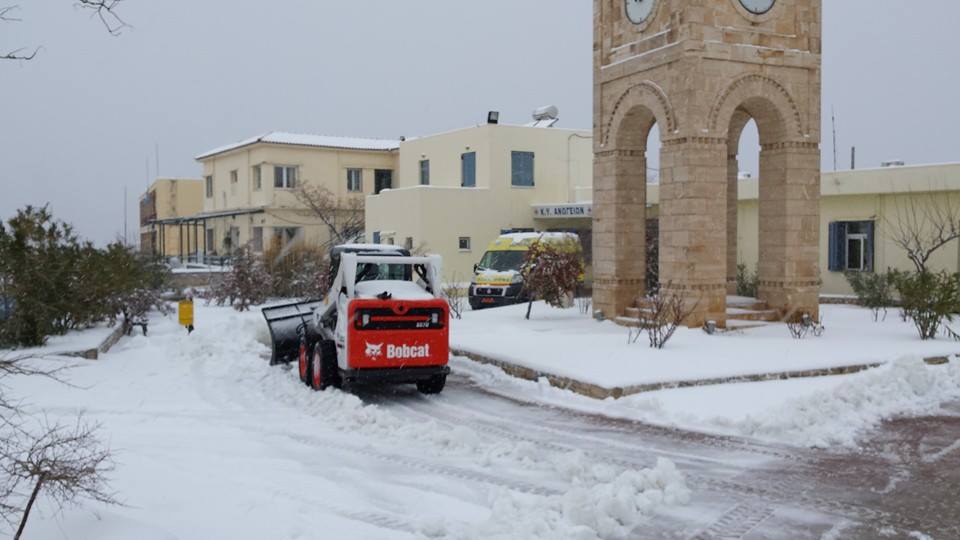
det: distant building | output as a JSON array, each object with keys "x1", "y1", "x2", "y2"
[
  {"x1": 194, "y1": 132, "x2": 399, "y2": 256},
  {"x1": 365, "y1": 122, "x2": 593, "y2": 281},
  {"x1": 139, "y1": 178, "x2": 204, "y2": 257}
]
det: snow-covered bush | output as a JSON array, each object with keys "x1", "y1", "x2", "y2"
[
  {"x1": 263, "y1": 242, "x2": 329, "y2": 300},
  {"x1": 0, "y1": 206, "x2": 169, "y2": 347},
  {"x1": 208, "y1": 246, "x2": 271, "y2": 311},
  {"x1": 845, "y1": 270, "x2": 896, "y2": 321},
  {"x1": 520, "y1": 239, "x2": 584, "y2": 320},
  {"x1": 892, "y1": 270, "x2": 960, "y2": 340}
]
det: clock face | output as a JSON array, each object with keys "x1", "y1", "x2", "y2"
[
  {"x1": 624, "y1": 0, "x2": 656, "y2": 25},
  {"x1": 738, "y1": 0, "x2": 776, "y2": 15}
]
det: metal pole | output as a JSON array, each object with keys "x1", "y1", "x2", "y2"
[{"x1": 202, "y1": 220, "x2": 207, "y2": 260}]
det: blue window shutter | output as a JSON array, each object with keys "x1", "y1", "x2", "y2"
[
  {"x1": 864, "y1": 221, "x2": 875, "y2": 272},
  {"x1": 828, "y1": 222, "x2": 847, "y2": 271}
]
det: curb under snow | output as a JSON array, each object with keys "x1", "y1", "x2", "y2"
[{"x1": 452, "y1": 348, "x2": 953, "y2": 400}]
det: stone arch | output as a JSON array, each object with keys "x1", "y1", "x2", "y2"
[
  {"x1": 601, "y1": 81, "x2": 677, "y2": 148},
  {"x1": 708, "y1": 74, "x2": 804, "y2": 142}
]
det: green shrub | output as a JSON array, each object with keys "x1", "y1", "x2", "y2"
[
  {"x1": 736, "y1": 264, "x2": 758, "y2": 298},
  {"x1": 845, "y1": 271, "x2": 896, "y2": 321},
  {"x1": 891, "y1": 270, "x2": 960, "y2": 340}
]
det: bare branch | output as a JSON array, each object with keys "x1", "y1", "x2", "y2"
[
  {"x1": 1, "y1": 416, "x2": 117, "y2": 534},
  {"x1": 886, "y1": 191, "x2": 960, "y2": 273},
  {"x1": 75, "y1": 0, "x2": 127, "y2": 36},
  {"x1": 293, "y1": 185, "x2": 365, "y2": 248},
  {"x1": 0, "y1": 5, "x2": 21, "y2": 22}
]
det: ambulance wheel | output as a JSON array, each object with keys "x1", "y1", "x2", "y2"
[
  {"x1": 417, "y1": 375, "x2": 446, "y2": 395},
  {"x1": 310, "y1": 341, "x2": 340, "y2": 391},
  {"x1": 297, "y1": 340, "x2": 310, "y2": 385}
]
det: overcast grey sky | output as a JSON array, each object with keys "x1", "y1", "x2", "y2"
[{"x1": 2, "y1": 1, "x2": 959, "y2": 244}]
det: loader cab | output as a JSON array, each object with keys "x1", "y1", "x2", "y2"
[{"x1": 328, "y1": 244, "x2": 411, "y2": 288}]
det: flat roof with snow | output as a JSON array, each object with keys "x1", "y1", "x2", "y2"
[{"x1": 196, "y1": 132, "x2": 401, "y2": 160}]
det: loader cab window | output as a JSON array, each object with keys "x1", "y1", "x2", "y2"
[
  {"x1": 477, "y1": 251, "x2": 525, "y2": 272},
  {"x1": 356, "y1": 262, "x2": 410, "y2": 283}
]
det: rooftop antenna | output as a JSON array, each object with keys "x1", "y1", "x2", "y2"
[{"x1": 831, "y1": 106, "x2": 838, "y2": 171}]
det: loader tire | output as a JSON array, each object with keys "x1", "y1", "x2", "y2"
[
  {"x1": 298, "y1": 340, "x2": 309, "y2": 385},
  {"x1": 416, "y1": 375, "x2": 446, "y2": 395},
  {"x1": 310, "y1": 341, "x2": 340, "y2": 391}
]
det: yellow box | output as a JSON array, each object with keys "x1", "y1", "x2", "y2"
[{"x1": 178, "y1": 300, "x2": 194, "y2": 327}]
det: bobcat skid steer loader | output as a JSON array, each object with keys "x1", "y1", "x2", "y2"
[{"x1": 266, "y1": 245, "x2": 450, "y2": 394}]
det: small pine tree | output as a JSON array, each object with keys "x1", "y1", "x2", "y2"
[
  {"x1": 520, "y1": 238, "x2": 584, "y2": 320},
  {"x1": 209, "y1": 246, "x2": 271, "y2": 311}
]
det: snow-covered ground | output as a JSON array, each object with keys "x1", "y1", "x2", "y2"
[
  {"x1": 451, "y1": 302, "x2": 960, "y2": 388},
  {"x1": 8, "y1": 322, "x2": 116, "y2": 358},
  {"x1": 3, "y1": 305, "x2": 691, "y2": 540}
]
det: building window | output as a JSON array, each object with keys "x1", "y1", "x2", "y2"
[
  {"x1": 274, "y1": 166, "x2": 297, "y2": 189},
  {"x1": 206, "y1": 229, "x2": 214, "y2": 254},
  {"x1": 511, "y1": 151, "x2": 535, "y2": 187},
  {"x1": 374, "y1": 169, "x2": 393, "y2": 194},
  {"x1": 230, "y1": 170, "x2": 238, "y2": 195},
  {"x1": 252, "y1": 227, "x2": 264, "y2": 252},
  {"x1": 347, "y1": 168, "x2": 363, "y2": 192},
  {"x1": 459, "y1": 237, "x2": 471, "y2": 251},
  {"x1": 205, "y1": 176, "x2": 213, "y2": 198},
  {"x1": 462, "y1": 152, "x2": 476, "y2": 187},
  {"x1": 828, "y1": 221, "x2": 875, "y2": 272},
  {"x1": 420, "y1": 159, "x2": 430, "y2": 185},
  {"x1": 405, "y1": 237, "x2": 414, "y2": 250},
  {"x1": 252, "y1": 165, "x2": 262, "y2": 190},
  {"x1": 273, "y1": 227, "x2": 301, "y2": 247}
]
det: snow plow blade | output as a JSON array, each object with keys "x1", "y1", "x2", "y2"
[{"x1": 262, "y1": 300, "x2": 324, "y2": 365}]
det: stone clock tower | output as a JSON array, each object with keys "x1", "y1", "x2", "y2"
[{"x1": 593, "y1": 0, "x2": 822, "y2": 326}]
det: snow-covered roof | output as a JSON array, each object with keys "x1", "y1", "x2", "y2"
[{"x1": 196, "y1": 132, "x2": 401, "y2": 160}]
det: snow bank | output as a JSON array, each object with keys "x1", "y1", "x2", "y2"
[
  {"x1": 459, "y1": 458, "x2": 690, "y2": 540},
  {"x1": 732, "y1": 356, "x2": 960, "y2": 447},
  {"x1": 452, "y1": 355, "x2": 960, "y2": 449}
]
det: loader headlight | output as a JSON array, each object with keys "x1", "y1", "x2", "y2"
[
  {"x1": 431, "y1": 312, "x2": 439, "y2": 325},
  {"x1": 361, "y1": 313, "x2": 370, "y2": 327}
]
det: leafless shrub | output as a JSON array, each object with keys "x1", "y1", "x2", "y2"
[
  {"x1": 576, "y1": 294, "x2": 592, "y2": 316},
  {"x1": 1, "y1": 417, "x2": 116, "y2": 538},
  {"x1": 786, "y1": 313, "x2": 825, "y2": 340},
  {"x1": 630, "y1": 285, "x2": 701, "y2": 349},
  {"x1": 208, "y1": 246, "x2": 271, "y2": 312},
  {"x1": 441, "y1": 276, "x2": 467, "y2": 320}
]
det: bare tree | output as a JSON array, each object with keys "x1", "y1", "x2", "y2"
[
  {"x1": 1, "y1": 417, "x2": 116, "y2": 538},
  {"x1": 887, "y1": 192, "x2": 960, "y2": 273},
  {"x1": 2, "y1": 1, "x2": 127, "y2": 62},
  {"x1": 294, "y1": 185, "x2": 365, "y2": 248}
]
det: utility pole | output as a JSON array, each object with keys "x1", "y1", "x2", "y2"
[
  {"x1": 851, "y1": 146, "x2": 856, "y2": 170},
  {"x1": 831, "y1": 107, "x2": 838, "y2": 171},
  {"x1": 123, "y1": 184, "x2": 128, "y2": 246}
]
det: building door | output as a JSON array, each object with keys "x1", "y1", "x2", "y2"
[{"x1": 374, "y1": 170, "x2": 393, "y2": 194}]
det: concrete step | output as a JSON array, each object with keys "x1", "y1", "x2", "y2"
[
  {"x1": 723, "y1": 320, "x2": 773, "y2": 332},
  {"x1": 726, "y1": 308, "x2": 780, "y2": 322},
  {"x1": 614, "y1": 316, "x2": 649, "y2": 329}
]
